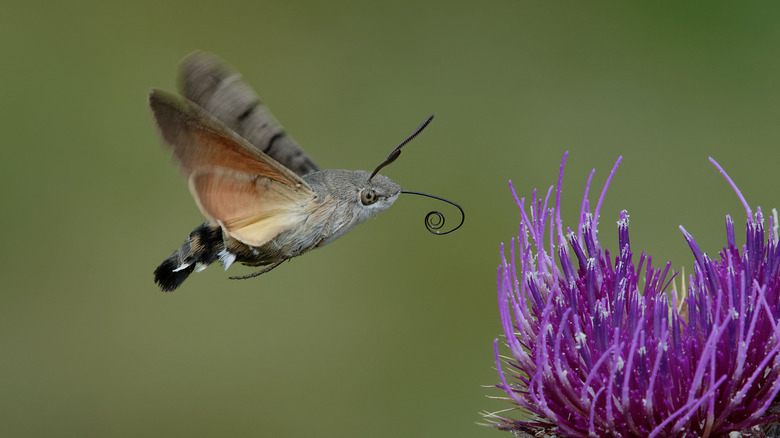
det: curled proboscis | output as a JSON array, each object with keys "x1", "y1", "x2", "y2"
[{"x1": 400, "y1": 191, "x2": 465, "y2": 235}]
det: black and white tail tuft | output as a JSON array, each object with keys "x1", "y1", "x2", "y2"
[{"x1": 154, "y1": 223, "x2": 224, "y2": 292}]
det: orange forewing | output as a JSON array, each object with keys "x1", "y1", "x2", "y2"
[
  {"x1": 150, "y1": 89, "x2": 305, "y2": 186},
  {"x1": 150, "y1": 89, "x2": 316, "y2": 247}
]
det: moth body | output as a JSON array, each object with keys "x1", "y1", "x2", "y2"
[
  {"x1": 154, "y1": 167, "x2": 401, "y2": 291},
  {"x1": 151, "y1": 52, "x2": 415, "y2": 291}
]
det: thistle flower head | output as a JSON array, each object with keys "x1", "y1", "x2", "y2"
[{"x1": 489, "y1": 153, "x2": 780, "y2": 437}]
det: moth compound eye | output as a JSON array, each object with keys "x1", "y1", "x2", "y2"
[{"x1": 360, "y1": 188, "x2": 378, "y2": 206}]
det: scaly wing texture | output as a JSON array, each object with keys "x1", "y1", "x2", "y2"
[
  {"x1": 150, "y1": 89, "x2": 316, "y2": 247},
  {"x1": 179, "y1": 51, "x2": 320, "y2": 177}
]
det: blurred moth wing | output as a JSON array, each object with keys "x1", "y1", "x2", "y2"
[
  {"x1": 149, "y1": 89, "x2": 317, "y2": 247},
  {"x1": 178, "y1": 51, "x2": 320, "y2": 177}
]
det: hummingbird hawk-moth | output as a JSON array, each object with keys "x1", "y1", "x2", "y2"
[{"x1": 151, "y1": 52, "x2": 462, "y2": 292}]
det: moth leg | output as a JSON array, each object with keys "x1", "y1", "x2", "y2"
[{"x1": 229, "y1": 259, "x2": 288, "y2": 280}]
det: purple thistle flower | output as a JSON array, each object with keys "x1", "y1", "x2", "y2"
[{"x1": 489, "y1": 152, "x2": 780, "y2": 437}]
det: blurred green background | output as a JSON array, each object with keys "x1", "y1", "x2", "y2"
[{"x1": 2, "y1": 1, "x2": 780, "y2": 437}]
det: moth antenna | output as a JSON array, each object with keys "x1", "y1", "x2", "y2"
[
  {"x1": 400, "y1": 190, "x2": 465, "y2": 235},
  {"x1": 368, "y1": 115, "x2": 434, "y2": 181}
]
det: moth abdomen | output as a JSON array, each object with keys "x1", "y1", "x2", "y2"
[{"x1": 154, "y1": 222, "x2": 224, "y2": 292}]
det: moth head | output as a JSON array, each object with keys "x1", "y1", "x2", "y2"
[
  {"x1": 347, "y1": 115, "x2": 432, "y2": 216},
  {"x1": 358, "y1": 170, "x2": 401, "y2": 209}
]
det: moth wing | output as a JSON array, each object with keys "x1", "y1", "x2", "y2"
[
  {"x1": 178, "y1": 51, "x2": 320, "y2": 177},
  {"x1": 149, "y1": 89, "x2": 317, "y2": 247}
]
